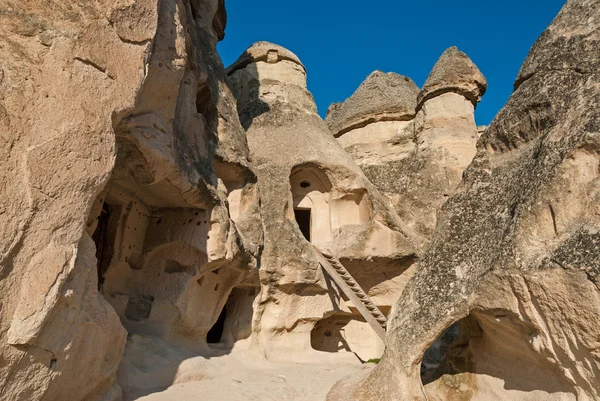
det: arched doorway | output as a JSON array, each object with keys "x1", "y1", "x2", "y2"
[{"x1": 289, "y1": 165, "x2": 333, "y2": 244}]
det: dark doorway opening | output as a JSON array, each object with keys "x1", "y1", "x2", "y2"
[
  {"x1": 92, "y1": 203, "x2": 112, "y2": 290},
  {"x1": 207, "y1": 306, "x2": 227, "y2": 343},
  {"x1": 294, "y1": 209, "x2": 311, "y2": 241}
]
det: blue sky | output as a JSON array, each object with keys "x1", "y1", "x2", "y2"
[{"x1": 217, "y1": 0, "x2": 566, "y2": 125}]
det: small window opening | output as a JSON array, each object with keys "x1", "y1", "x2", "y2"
[
  {"x1": 196, "y1": 84, "x2": 212, "y2": 116},
  {"x1": 300, "y1": 180, "x2": 311, "y2": 188},
  {"x1": 207, "y1": 306, "x2": 227, "y2": 343},
  {"x1": 294, "y1": 209, "x2": 311, "y2": 241},
  {"x1": 164, "y1": 260, "x2": 192, "y2": 274}
]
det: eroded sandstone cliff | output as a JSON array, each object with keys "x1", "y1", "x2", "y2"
[{"x1": 0, "y1": 0, "x2": 259, "y2": 399}]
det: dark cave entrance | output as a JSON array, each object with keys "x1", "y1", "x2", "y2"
[
  {"x1": 92, "y1": 203, "x2": 117, "y2": 290},
  {"x1": 207, "y1": 305, "x2": 227, "y2": 343},
  {"x1": 294, "y1": 209, "x2": 311, "y2": 241}
]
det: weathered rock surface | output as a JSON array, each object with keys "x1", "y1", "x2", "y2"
[
  {"x1": 2, "y1": 0, "x2": 598, "y2": 400},
  {"x1": 328, "y1": 0, "x2": 600, "y2": 399},
  {"x1": 0, "y1": 0, "x2": 259, "y2": 400},
  {"x1": 227, "y1": 41, "x2": 416, "y2": 362}
]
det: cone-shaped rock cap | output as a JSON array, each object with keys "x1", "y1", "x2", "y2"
[
  {"x1": 417, "y1": 47, "x2": 487, "y2": 108},
  {"x1": 326, "y1": 71, "x2": 419, "y2": 137},
  {"x1": 226, "y1": 41, "x2": 306, "y2": 75}
]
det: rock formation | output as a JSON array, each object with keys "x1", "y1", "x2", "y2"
[
  {"x1": 326, "y1": 47, "x2": 486, "y2": 249},
  {"x1": 226, "y1": 42, "x2": 415, "y2": 362},
  {"x1": 0, "y1": 0, "x2": 259, "y2": 399},
  {"x1": 1, "y1": 0, "x2": 599, "y2": 400},
  {"x1": 329, "y1": 0, "x2": 600, "y2": 399},
  {"x1": 323, "y1": 50, "x2": 486, "y2": 358}
]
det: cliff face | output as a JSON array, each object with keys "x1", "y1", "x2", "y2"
[
  {"x1": 329, "y1": 0, "x2": 600, "y2": 399},
  {"x1": 0, "y1": 1, "x2": 259, "y2": 400}
]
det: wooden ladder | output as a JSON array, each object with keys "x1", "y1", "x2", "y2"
[{"x1": 313, "y1": 246, "x2": 387, "y2": 341}]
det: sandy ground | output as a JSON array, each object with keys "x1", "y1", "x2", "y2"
[
  {"x1": 134, "y1": 358, "x2": 370, "y2": 401},
  {"x1": 121, "y1": 335, "x2": 372, "y2": 401}
]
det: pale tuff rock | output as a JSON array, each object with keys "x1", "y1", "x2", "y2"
[
  {"x1": 327, "y1": 47, "x2": 484, "y2": 250},
  {"x1": 1, "y1": 0, "x2": 599, "y2": 400},
  {"x1": 227, "y1": 41, "x2": 416, "y2": 362},
  {"x1": 329, "y1": 0, "x2": 600, "y2": 400},
  {"x1": 324, "y1": 48, "x2": 484, "y2": 373},
  {"x1": 477, "y1": 125, "x2": 488, "y2": 137},
  {"x1": 417, "y1": 46, "x2": 487, "y2": 108}
]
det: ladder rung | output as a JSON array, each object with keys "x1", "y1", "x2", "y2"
[{"x1": 315, "y1": 246, "x2": 385, "y2": 341}]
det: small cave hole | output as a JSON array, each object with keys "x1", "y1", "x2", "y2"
[
  {"x1": 420, "y1": 316, "x2": 482, "y2": 386},
  {"x1": 421, "y1": 322, "x2": 460, "y2": 384},
  {"x1": 92, "y1": 202, "x2": 120, "y2": 290},
  {"x1": 164, "y1": 260, "x2": 192, "y2": 275},
  {"x1": 125, "y1": 295, "x2": 155, "y2": 322},
  {"x1": 311, "y1": 316, "x2": 352, "y2": 353},
  {"x1": 196, "y1": 84, "x2": 212, "y2": 116},
  {"x1": 300, "y1": 180, "x2": 311, "y2": 188},
  {"x1": 207, "y1": 305, "x2": 227, "y2": 343}
]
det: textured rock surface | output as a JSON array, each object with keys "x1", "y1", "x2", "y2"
[
  {"x1": 328, "y1": 0, "x2": 600, "y2": 399},
  {"x1": 2, "y1": 0, "x2": 599, "y2": 400},
  {"x1": 326, "y1": 71, "x2": 419, "y2": 138},
  {"x1": 227, "y1": 42, "x2": 416, "y2": 362},
  {"x1": 0, "y1": 0, "x2": 259, "y2": 400},
  {"x1": 417, "y1": 46, "x2": 487, "y2": 108}
]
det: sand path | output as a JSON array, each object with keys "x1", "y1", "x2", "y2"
[{"x1": 134, "y1": 357, "x2": 369, "y2": 401}]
